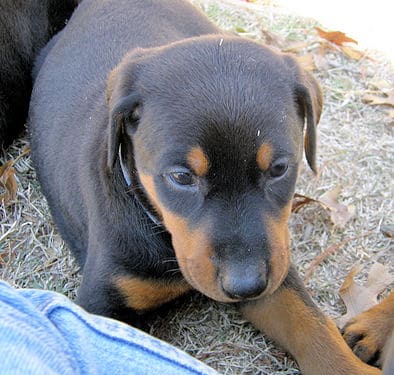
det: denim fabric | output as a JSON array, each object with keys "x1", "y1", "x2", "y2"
[{"x1": 0, "y1": 281, "x2": 218, "y2": 375}]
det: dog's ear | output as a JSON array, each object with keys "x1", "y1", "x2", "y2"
[
  {"x1": 106, "y1": 51, "x2": 146, "y2": 171},
  {"x1": 285, "y1": 56, "x2": 323, "y2": 173},
  {"x1": 107, "y1": 90, "x2": 140, "y2": 171}
]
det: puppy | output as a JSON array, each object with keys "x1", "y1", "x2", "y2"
[
  {"x1": 29, "y1": 1, "x2": 380, "y2": 374},
  {"x1": 0, "y1": 0, "x2": 78, "y2": 148}
]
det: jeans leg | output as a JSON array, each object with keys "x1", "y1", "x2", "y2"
[{"x1": 0, "y1": 281, "x2": 218, "y2": 375}]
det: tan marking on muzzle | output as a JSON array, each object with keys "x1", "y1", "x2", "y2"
[
  {"x1": 139, "y1": 173, "x2": 233, "y2": 302},
  {"x1": 265, "y1": 202, "x2": 292, "y2": 295}
]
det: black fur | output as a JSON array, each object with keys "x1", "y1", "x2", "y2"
[
  {"x1": 29, "y1": 0, "x2": 322, "y2": 322},
  {"x1": 0, "y1": 0, "x2": 78, "y2": 148}
]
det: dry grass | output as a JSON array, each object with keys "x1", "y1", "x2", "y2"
[{"x1": 1, "y1": 1, "x2": 393, "y2": 374}]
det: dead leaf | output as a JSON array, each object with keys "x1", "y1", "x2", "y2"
[
  {"x1": 381, "y1": 224, "x2": 394, "y2": 239},
  {"x1": 0, "y1": 160, "x2": 18, "y2": 205},
  {"x1": 336, "y1": 263, "x2": 394, "y2": 328},
  {"x1": 315, "y1": 27, "x2": 358, "y2": 46},
  {"x1": 292, "y1": 193, "x2": 319, "y2": 213},
  {"x1": 319, "y1": 187, "x2": 355, "y2": 228},
  {"x1": 340, "y1": 45, "x2": 364, "y2": 60},
  {"x1": 282, "y1": 41, "x2": 312, "y2": 54},
  {"x1": 292, "y1": 189, "x2": 354, "y2": 228},
  {"x1": 313, "y1": 53, "x2": 330, "y2": 71},
  {"x1": 362, "y1": 90, "x2": 394, "y2": 107},
  {"x1": 0, "y1": 148, "x2": 29, "y2": 206},
  {"x1": 260, "y1": 28, "x2": 285, "y2": 49},
  {"x1": 296, "y1": 54, "x2": 317, "y2": 71},
  {"x1": 318, "y1": 40, "x2": 338, "y2": 55}
]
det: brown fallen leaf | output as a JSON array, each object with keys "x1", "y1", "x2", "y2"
[
  {"x1": 292, "y1": 188, "x2": 355, "y2": 228},
  {"x1": 315, "y1": 27, "x2": 358, "y2": 46},
  {"x1": 319, "y1": 186, "x2": 355, "y2": 228},
  {"x1": 259, "y1": 27, "x2": 286, "y2": 50},
  {"x1": 0, "y1": 147, "x2": 29, "y2": 206},
  {"x1": 296, "y1": 54, "x2": 317, "y2": 72},
  {"x1": 282, "y1": 41, "x2": 314, "y2": 54},
  {"x1": 0, "y1": 160, "x2": 18, "y2": 204},
  {"x1": 292, "y1": 193, "x2": 319, "y2": 213},
  {"x1": 381, "y1": 224, "x2": 394, "y2": 239},
  {"x1": 340, "y1": 45, "x2": 364, "y2": 60},
  {"x1": 362, "y1": 90, "x2": 394, "y2": 107},
  {"x1": 336, "y1": 263, "x2": 394, "y2": 328},
  {"x1": 313, "y1": 53, "x2": 330, "y2": 71}
]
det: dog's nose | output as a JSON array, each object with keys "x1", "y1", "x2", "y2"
[{"x1": 221, "y1": 272, "x2": 267, "y2": 300}]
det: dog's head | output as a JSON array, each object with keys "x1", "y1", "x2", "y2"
[{"x1": 106, "y1": 36, "x2": 322, "y2": 302}]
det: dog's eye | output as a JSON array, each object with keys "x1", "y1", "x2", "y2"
[
  {"x1": 167, "y1": 169, "x2": 197, "y2": 188},
  {"x1": 269, "y1": 160, "x2": 288, "y2": 178}
]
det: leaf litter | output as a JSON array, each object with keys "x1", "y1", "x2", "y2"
[
  {"x1": 0, "y1": 147, "x2": 30, "y2": 205},
  {"x1": 336, "y1": 263, "x2": 394, "y2": 329}
]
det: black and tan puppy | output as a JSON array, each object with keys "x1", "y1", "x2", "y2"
[
  {"x1": 0, "y1": 0, "x2": 78, "y2": 148},
  {"x1": 29, "y1": 0, "x2": 380, "y2": 374}
]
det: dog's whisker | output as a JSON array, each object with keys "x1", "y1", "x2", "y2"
[
  {"x1": 150, "y1": 223, "x2": 165, "y2": 230},
  {"x1": 145, "y1": 229, "x2": 167, "y2": 237},
  {"x1": 161, "y1": 258, "x2": 178, "y2": 264},
  {"x1": 163, "y1": 267, "x2": 181, "y2": 275}
]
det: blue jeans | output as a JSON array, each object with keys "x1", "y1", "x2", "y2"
[{"x1": 0, "y1": 281, "x2": 218, "y2": 374}]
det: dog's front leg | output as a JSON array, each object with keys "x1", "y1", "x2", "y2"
[{"x1": 239, "y1": 266, "x2": 380, "y2": 375}]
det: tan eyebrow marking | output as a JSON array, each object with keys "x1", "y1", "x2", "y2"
[
  {"x1": 256, "y1": 143, "x2": 273, "y2": 171},
  {"x1": 187, "y1": 146, "x2": 209, "y2": 176}
]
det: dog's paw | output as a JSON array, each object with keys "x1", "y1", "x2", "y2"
[{"x1": 342, "y1": 304, "x2": 394, "y2": 367}]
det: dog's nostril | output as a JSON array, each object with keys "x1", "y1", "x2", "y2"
[{"x1": 221, "y1": 274, "x2": 267, "y2": 300}]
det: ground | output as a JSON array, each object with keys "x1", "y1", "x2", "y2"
[{"x1": 0, "y1": 1, "x2": 393, "y2": 374}]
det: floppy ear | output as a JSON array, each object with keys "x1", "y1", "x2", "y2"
[
  {"x1": 295, "y1": 71, "x2": 323, "y2": 174},
  {"x1": 106, "y1": 50, "x2": 147, "y2": 171},
  {"x1": 285, "y1": 56, "x2": 323, "y2": 173},
  {"x1": 107, "y1": 90, "x2": 140, "y2": 171}
]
